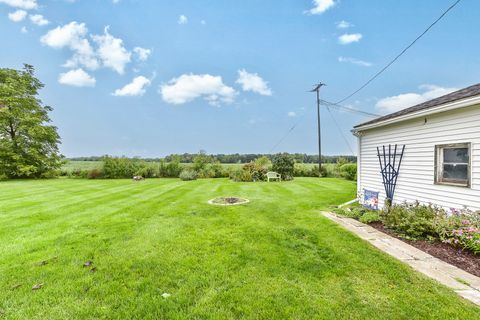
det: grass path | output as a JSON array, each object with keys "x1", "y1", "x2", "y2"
[{"x1": 0, "y1": 178, "x2": 479, "y2": 319}]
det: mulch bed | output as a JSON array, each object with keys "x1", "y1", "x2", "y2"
[
  {"x1": 208, "y1": 197, "x2": 249, "y2": 206},
  {"x1": 369, "y1": 222, "x2": 480, "y2": 278}
]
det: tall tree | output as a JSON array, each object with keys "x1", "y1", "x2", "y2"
[{"x1": 0, "y1": 65, "x2": 63, "y2": 178}]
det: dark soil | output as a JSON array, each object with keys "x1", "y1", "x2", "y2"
[
  {"x1": 369, "y1": 221, "x2": 480, "y2": 278},
  {"x1": 224, "y1": 197, "x2": 240, "y2": 204}
]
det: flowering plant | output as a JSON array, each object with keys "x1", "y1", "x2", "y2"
[
  {"x1": 443, "y1": 219, "x2": 480, "y2": 254},
  {"x1": 439, "y1": 208, "x2": 480, "y2": 254}
]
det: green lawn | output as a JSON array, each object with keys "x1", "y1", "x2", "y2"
[{"x1": 0, "y1": 178, "x2": 478, "y2": 319}]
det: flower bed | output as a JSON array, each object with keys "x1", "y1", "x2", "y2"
[
  {"x1": 333, "y1": 202, "x2": 480, "y2": 276},
  {"x1": 208, "y1": 197, "x2": 249, "y2": 206}
]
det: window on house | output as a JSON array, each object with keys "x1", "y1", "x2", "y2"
[{"x1": 435, "y1": 143, "x2": 470, "y2": 187}]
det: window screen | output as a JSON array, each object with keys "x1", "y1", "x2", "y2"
[{"x1": 435, "y1": 144, "x2": 470, "y2": 187}]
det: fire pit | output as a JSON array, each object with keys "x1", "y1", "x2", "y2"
[{"x1": 208, "y1": 197, "x2": 249, "y2": 206}]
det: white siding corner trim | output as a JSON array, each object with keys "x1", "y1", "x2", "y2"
[{"x1": 357, "y1": 104, "x2": 480, "y2": 211}]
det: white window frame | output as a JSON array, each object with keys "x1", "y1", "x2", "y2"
[{"x1": 434, "y1": 143, "x2": 471, "y2": 187}]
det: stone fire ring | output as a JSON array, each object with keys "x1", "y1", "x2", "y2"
[{"x1": 208, "y1": 197, "x2": 250, "y2": 206}]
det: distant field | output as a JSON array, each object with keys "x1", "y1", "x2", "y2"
[
  {"x1": 62, "y1": 161, "x2": 333, "y2": 172},
  {"x1": 61, "y1": 161, "x2": 103, "y2": 172}
]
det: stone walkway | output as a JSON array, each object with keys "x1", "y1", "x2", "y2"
[{"x1": 321, "y1": 211, "x2": 480, "y2": 306}]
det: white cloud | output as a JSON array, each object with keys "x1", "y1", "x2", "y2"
[
  {"x1": 21, "y1": 26, "x2": 27, "y2": 33},
  {"x1": 113, "y1": 76, "x2": 151, "y2": 97},
  {"x1": 58, "y1": 68, "x2": 96, "y2": 87},
  {"x1": 236, "y1": 69, "x2": 272, "y2": 96},
  {"x1": 29, "y1": 14, "x2": 49, "y2": 26},
  {"x1": 336, "y1": 20, "x2": 352, "y2": 29},
  {"x1": 133, "y1": 47, "x2": 151, "y2": 61},
  {"x1": 160, "y1": 73, "x2": 237, "y2": 106},
  {"x1": 8, "y1": 9, "x2": 26, "y2": 22},
  {"x1": 92, "y1": 26, "x2": 131, "y2": 74},
  {"x1": 338, "y1": 56, "x2": 372, "y2": 67},
  {"x1": 41, "y1": 21, "x2": 99, "y2": 70},
  {"x1": 338, "y1": 33, "x2": 362, "y2": 45},
  {"x1": 376, "y1": 84, "x2": 458, "y2": 114},
  {"x1": 288, "y1": 111, "x2": 296, "y2": 117},
  {"x1": 307, "y1": 0, "x2": 335, "y2": 15},
  {"x1": 0, "y1": 0, "x2": 37, "y2": 10},
  {"x1": 41, "y1": 23, "x2": 134, "y2": 73},
  {"x1": 41, "y1": 21, "x2": 87, "y2": 48},
  {"x1": 177, "y1": 14, "x2": 188, "y2": 25}
]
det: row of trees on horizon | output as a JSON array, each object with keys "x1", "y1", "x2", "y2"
[{"x1": 69, "y1": 153, "x2": 357, "y2": 164}]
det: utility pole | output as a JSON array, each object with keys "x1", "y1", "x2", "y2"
[{"x1": 310, "y1": 83, "x2": 326, "y2": 177}]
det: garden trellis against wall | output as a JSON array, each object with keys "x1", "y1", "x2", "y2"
[{"x1": 377, "y1": 144, "x2": 405, "y2": 205}]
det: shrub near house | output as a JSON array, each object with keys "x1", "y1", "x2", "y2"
[{"x1": 335, "y1": 202, "x2": 480, "y2": 254}]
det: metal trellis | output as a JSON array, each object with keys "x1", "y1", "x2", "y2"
[{"x1": 376, "y1": 144, "x2": 405, "y2": 203}]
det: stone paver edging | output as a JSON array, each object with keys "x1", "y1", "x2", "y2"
[{"x1": 321, "y1": 211, "x2": 480, "y2": 306}]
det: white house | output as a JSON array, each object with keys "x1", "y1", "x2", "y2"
[{"x1": 353, "y1": 83, "x2": 480, "y2": 211}]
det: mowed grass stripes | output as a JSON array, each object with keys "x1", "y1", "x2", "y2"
[{"x1": 0, "y1": 178, "x2": 479, "y2": 319}]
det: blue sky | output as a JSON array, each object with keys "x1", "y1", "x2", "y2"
[{"x1": 1, "y1": 0, "x2": 479, "y2": 157}]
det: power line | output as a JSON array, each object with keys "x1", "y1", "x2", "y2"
[
  {"x1": 267, "y1": 0, "x2": 461, "y2": 154},
  {"x1": 320, "y1": 99, "x2": 380, "y2": 117},
  {"x1": 267, "y1": 99, "x2": 377, "y2": 153},
  {"x1": 268, "y1": 115, "x2": 305, "y2": 153},
  {"x1": 325, "y1": 107, "x2": 355, "y2": 155},
  {"x1": 332, "y1": 0, "x2": 462, "y2": 105}
]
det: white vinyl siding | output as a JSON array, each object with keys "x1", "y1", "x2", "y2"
[{"x1": 357, "y1": 104, "x2": 480, "y2": 211}]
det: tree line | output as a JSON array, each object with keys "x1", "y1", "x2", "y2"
[{"x1": 69, "y1": 153, "x2": 357, "y2": 164}]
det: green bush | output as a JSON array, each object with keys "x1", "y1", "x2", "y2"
[
  {"x1": 179, "y1": 169, "x2": 198, "y2": 181},
  {"x1": 209, "y1": 161, "x2": 227, "y2": 178},
  {"x1": 192, "y1": 151, "x2": 212, "y2": 172},
  {"x1": 338, "y1": 163, "x2": 357, "y2": 181},
  {"x1": 102, "y1": 156, "x2": 139, "y2": 179},
  {"x1": 381, "y1": 202, "x2": 439, "y2": 239},
  {"x1": 359, "y1": 211, "x2": 381, "y2": 224},
  {"x1": 333, "y1": 205, "x2": 380, "y2": 224},
  {"x1": 68, "y1": 169, "x2": 89, "y2": 179},
  {"x1": 100, "y1": 156, "x2": 158, "y2": 179},
  {"x1": 229, "y1": 168, "x2": 253, "y2": 182},
  {"x1": 135, "y1": 165, "x2": 156, "y2": 178},
  {"x1": 40, "y1": 170, "x2": 60, "y2": 179},
  {"x1": 255, "y1": 156, "x2": 272, "y2": 171},
  {"x1": 87, "y1": 168, "x2": 103, "y2": 179},
  {"x1": 242, "y1": 162, "x2": 267, "y2": 181},
  {"x1": 293, "y1": 164, "x2": 309, "y2": 177},
  {"x1": 158, "y1": 159, "x2": 184, "y2": 178},
  {"x1": 293, "y1": 164, "x2": 326, "y2": 177},
  {"x1": 272, "y1": 153, "x2": 294, "y2": 180},
  {"x1": 333, "y1": 207, "x2": 366, "y2": 219}
]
